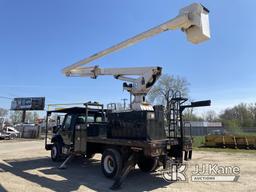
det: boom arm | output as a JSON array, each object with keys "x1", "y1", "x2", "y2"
[
  {"x1": 62, "y1": 3, "x2": 210, "y2": 75},
  {"x1": 68, "y1": 66, "x2": 162, "y2": 110},
  {"x1": 61, "y1": 3, "x2": 211, "y2": 111}
]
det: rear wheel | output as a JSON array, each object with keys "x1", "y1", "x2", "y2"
[
  {"x1": 101, "y1": 148, "x2": 123, "y2": 178},
  {"x1": 137, "y1": 156, "x2": 159, "y2": 172},
  {"x1": 51, "y1": 142, "x2": 62, "y2": 162}
]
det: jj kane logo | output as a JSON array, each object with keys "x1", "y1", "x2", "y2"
[
  {"x1": 160, "y1": 163, "x2": 240, "y2": 183},
  {"x1": 191, "y1": 164, "x2": 240, "y2": 182},
  {"x1": 161, "y1": 163, "x2": 188, "y2": 182}
]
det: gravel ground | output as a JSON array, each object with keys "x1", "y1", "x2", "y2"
[{"x1": 0, "y1": 140, "x2": 256, "y2": 192}]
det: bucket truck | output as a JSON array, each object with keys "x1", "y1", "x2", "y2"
[{"x1": 45, "y1": 3, "x2": 211, "y2": 190}]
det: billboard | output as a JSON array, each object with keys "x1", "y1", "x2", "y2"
[{"x1": 11, "y1": 97, "x2": 45, "y2": 110}]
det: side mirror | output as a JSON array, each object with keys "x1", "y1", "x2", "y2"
[{"x1": 52, "y1": 125, "x2": 61, "y2": 134}]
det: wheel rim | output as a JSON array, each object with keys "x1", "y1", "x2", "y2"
[
  {"x1": 51, "y1": 146, "x2": 57, "y2": 158},
  {"x1": 104, "y1": 155, "x2": 115, "y2": 174}
]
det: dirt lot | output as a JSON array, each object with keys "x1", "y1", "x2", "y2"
[{"x1": 0, "y1": 140, "x2": 256, "y2": 192}]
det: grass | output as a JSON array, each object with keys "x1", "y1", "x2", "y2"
[
  {"x1": 193, "y1": 146, "x2": 256, "y2": 154},
  {"x1": 231, "y1": 132, "x2": 256, "y2": 136},
  {"x1": 192, "y1": 136, "x2": 205, "y2": 148}
]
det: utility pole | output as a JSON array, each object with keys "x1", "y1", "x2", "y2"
[{"x1": 121, "y1": 98, "x2": 128, "y2": 110}]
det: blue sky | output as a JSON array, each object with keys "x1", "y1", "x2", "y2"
[{"x1": 0, "y1": 0, "x2": 256, "y2": 115}]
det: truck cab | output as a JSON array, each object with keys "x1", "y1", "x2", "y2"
[{"x1": 45, "y1": 103, "x2": 107, "y2": 161}]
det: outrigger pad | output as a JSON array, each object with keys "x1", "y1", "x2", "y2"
[
  {"x1": 110, "y1": 153, "x2": 138, "y2": 190},
  {"x1": 58, "y1": 154, "x2": 74, "y2": 169}
]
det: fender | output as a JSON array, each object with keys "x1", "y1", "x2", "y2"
[{"x1": 51, "y1": 134, "x2": 64, "y2": 145}]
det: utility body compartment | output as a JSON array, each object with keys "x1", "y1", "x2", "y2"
[{"x1": 107, "y1": 106, "x2": 166, "y2": 140}]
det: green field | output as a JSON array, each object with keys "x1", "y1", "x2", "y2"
[{"x1": 192, "y1": 136, "x2": 205, "y2": 148}]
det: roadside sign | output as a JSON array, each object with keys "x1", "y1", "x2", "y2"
[{"x1": 11, "y1": 97, "x2": 45, "y2": 110}]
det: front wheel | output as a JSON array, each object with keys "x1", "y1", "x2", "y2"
[
  {"x1": 51, "y1": 142, "x2": 62, "y2": 162},
  {"x1": 101, "y1": 148, "x2": 123, "y2": 178}
]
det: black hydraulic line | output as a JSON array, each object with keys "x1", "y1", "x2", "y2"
[
  {"x1": 45, "y1": 114, "x2": 49, "y2": 148},
  {"x1": 179, "y1": 108, "x2": 184, "y2": 162}
]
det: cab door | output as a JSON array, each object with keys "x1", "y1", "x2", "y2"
[{"x1": 60, "y1": 114, "x2": 74, "y2": 145}]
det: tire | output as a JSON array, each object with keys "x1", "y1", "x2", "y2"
[
  {"x1": 101, "y1": 148, "x2": 123, "y2": 178},
  {"x1": 51, "y1": 142, "x2": 62, "y2": 162},
  {"x1": 9, "y1": 134, "x2": 16, "y2": 140},
  {"x1": 137, "y1": 156, "x2": 159, "y2": 172}
]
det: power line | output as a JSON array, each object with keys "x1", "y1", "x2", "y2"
[{"x1": 0, "y1": 96, "x2": 13, "y2": 100}]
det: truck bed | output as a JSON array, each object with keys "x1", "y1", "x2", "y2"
[{"x1": 87, "y1": 136, "x2": 179, "y2": 156}]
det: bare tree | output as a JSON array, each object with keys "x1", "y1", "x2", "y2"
[
  {"x1": 203, "y1": 110, "x2": 218, "y2": 121},
  {"x1": 25, "y1": 112, "x2": 39, "y2": 123},
  {"x1": 10, "y1": 111, "x2": 39, "y2": 124},
  {"x1": 147, "y1": 74, "x2": 190, "y2": 107},
  {"x1": 147, "y1": 74, "x2": 190, "y2": 127},
  {"x1": 0, "y1": 108, "x2": 8, "y2": 117},
  {"x1": 10, "y1": 111, "x2": 23, "y2": 124},
  {"x1": 183, "y1": 108, "x2": 203, "y2": 121}
]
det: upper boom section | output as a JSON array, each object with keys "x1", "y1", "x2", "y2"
[
  {"x1": 67, "y1": 66, "x2": 160, "y2": 78},
  {"x1": 62, "y1": 3, "x2": 210, "y2": 75}
]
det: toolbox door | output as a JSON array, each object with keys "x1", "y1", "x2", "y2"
[{"x1": 74, "y1": 115, "x2": 87, "y2": 153}]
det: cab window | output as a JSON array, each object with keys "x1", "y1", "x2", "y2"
[
  {"x1": 76, "y1": 116, "x2": 86, "y2": 124},
  {"x1": 63, "y1": 115, "x2": 72, "y2": 130},
  {"x1": 76, "y1": 114, "x2": 102, "y2": 123},
  {"x1": 87, "y1": 116, "x2": 94, "y2": 123},
  {"x1": 95, "y1": 116, "x2": 102, "y2": 122}
]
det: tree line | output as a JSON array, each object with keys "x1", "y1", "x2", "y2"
[
  {"x1": 1, "y1": 74, "x2": 256, "y2": 131},
  {"x1": 219, "y1": 103, "x2": 256, "y2": 129},
  {"x1": 147, "y1": 74, "x2": 256, "y2": 131}
]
